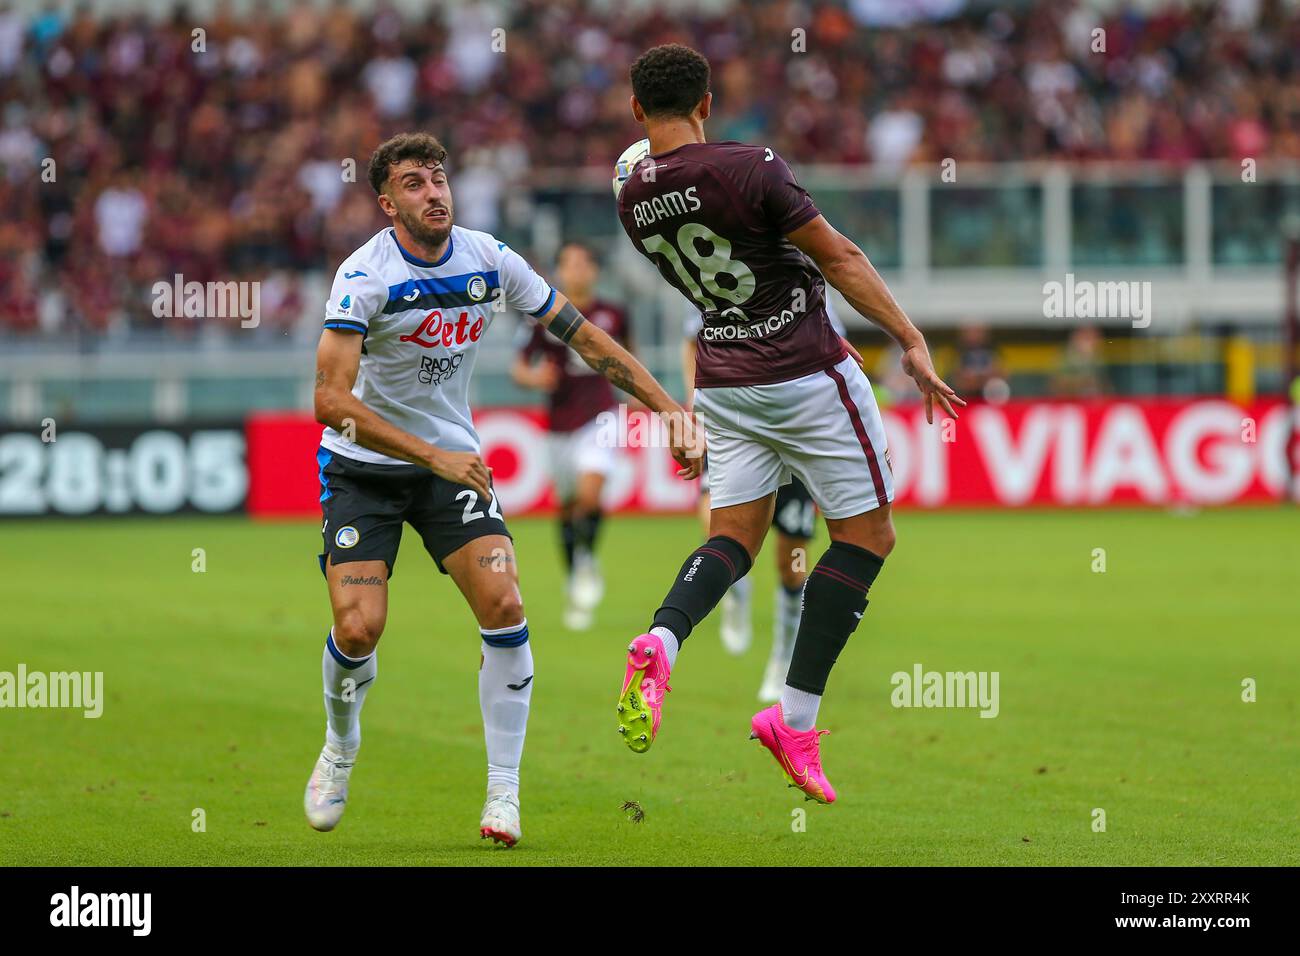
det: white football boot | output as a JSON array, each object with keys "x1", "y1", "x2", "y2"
[
  {"x1": 563, "y1": 603, "x2": 593, "y2": 630},
  {"x1": 479, "y1": 786, "x2": 521, "y2": 847},
  {"x1": 304, "y1": 743, "x2": 356, "y2": 832}
]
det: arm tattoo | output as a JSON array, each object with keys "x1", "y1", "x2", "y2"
[
  {"x1": 316, "y1": 369, "x2": 326, "y2": 387},
  {"x1": 592, "y1": 354, "x2": 636, "y2": 395},
  {"x1": 549, "y1": 301, "x2": 585, "y2": 343}
]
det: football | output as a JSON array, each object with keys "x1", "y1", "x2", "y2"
[{"x1": 612, "y1": 137, "x2": 651, "y2": 198}]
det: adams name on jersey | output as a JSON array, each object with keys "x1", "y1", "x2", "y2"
[
  {"x1": 319, "y1": 225, "x2": 556, "y2": 465},
  {"x1": 617, "y1": 141, "x2": 844, "y2": 389}
]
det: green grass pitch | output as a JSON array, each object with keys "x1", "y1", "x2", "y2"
[{"x1": 2, "y1": 508, "x2": 1297, "y2": 866}]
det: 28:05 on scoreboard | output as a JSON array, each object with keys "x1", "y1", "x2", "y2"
[{"x1": 0, "y1": 425, "x2": 247, "y2": 517}]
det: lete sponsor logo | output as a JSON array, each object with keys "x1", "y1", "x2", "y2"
[{"x1": 399, "y1": 310, "x2": 485, "y2": 348}]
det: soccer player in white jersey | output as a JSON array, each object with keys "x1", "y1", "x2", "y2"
[{"x1": 306, "y1": 133, "x2": 698, "y2": 845}]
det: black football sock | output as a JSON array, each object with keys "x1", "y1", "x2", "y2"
[
  {"x1": 572, "y1": 509, "x2": 603, "y2": 558},
  {"x1": 785, "y1": 541, "x2": 885, "y2": 696},
  {"x1": 559, "y1": 518, "x2": 576, "y2": 573},
  {"x1": 650, "y1": 535, "x2": 753, "y2": 645}
]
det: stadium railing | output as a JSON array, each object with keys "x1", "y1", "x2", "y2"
[{"x1": 3, "y1": 161, "x2": 1299, "y2": 425}]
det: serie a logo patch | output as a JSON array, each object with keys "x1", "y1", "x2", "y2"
[{"x1": 335, "y1": 526, "x2": 360, "y2": 549}]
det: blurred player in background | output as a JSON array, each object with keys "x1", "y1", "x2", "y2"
[
  {"x1": 512, "y1": 242, "x2": 631, "y2": 630},
  {"x1": 952, "y1": 323, "x2": 1008, "y2": 402},
  {"x1": 683, "y1": 297, "x2": 849, "y2": 702},
  {"x1": 614, "y1": 45, "x2": 963, "y2": 803},
  {"x1": 307, "y1": 133, "x2": 695, "y2": 847}
]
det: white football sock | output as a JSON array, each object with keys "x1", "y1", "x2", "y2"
[
  {"x1": 649, "y1": 625, "x2": 679, "y2": 668},
  {"x1": 723, "y1": 573, "x2": 753, "y2": 617},
  {"x1": 322, "y1": 629, "x2": 376, "y2": 753},
  {"x1": 479, "y1": 621, "x2": 533, "y2": 797},
  {"x1": 774, "y1": 583, "x2": 803, "y2": 658},
  {"x1": 780, "y1": 685, "x2": 821, "y2": 732}
]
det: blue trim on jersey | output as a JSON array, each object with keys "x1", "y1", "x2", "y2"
[
  {"x1": 326, "y1": 630, "x2": 372, "y2": 669},
  {"x1": 317, "y1": 446, "x2": 333, "y2": 502},
  {"x1": 386, "y1": 271, "x2": 501, "y2": 304},
  {"x1": 481, "y1": 623, "x2": 530, "y2": 648},
  {"x1": 529, "y1": 288, "x2": 557, "y2": 318},
  {"x1": 390, "y1": 228, "x2": 454, "y2": 267},
  {"x1": 324, "y1": 319, "x2": 368, "y2": 334}
]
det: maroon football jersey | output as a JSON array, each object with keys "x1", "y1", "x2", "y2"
[
  {"x1": 519, "y1": 300, "x2": 629, "y2": 432},
  {"x1": 617, "y1": 141, "x2": 845, "y2": 388}
]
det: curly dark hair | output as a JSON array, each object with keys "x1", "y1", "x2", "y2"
[
  {"x1": 367, "y1": 132, "x2": 449, "y2": 196},
  {"x1": 630, "y1": 44, "x2": 710, "y2": 119}
]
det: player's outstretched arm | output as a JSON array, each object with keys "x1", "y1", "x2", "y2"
[
  {"x1": 314, "y1": 329, "x2": 492, "y2": 498},
  {"x1": 535, "y1": 292, "x2": 703, "y2": 478},
  {"x1": 788, "y1": 215, "x2": 967, "y2": 423}
]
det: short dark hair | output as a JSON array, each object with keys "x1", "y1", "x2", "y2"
[
  {"x1": 558, "y1": 240, "x2": 600, "y2": 268},
  {"x1": 630, "y1": 44, "x2": 710, "y2": 119},
  {"x1": 367, "y1": 132, "x2": 448, "y2": 196}
]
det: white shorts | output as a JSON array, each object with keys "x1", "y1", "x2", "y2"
[
  {"x1": 548, "y1": 415, "x2": 615, "y2": 501},
  {"x1": 693, "y1": 354, "x2": 894, "y2": 519}
]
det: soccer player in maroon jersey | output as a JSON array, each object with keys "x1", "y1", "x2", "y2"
[
  {"x1": 684, "y1": 297, "x2": 852, "y2": 699},
  {"x1": 512, "y1": 242, "x2": 632, "y2": 629},
  {"x1": 613, "y1": 45, "x2": 964, "y2": 803}
]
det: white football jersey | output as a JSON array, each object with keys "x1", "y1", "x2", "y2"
[{"x1": 320, "y1": 225, "x2": 555, "y2": 464}]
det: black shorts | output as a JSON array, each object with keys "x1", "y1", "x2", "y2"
[
  {"x1": 316, "y1": 446, "x2": 511, "y2": 578},
  {"x1": 773, "y1": 476, "x2": 817, "y2": 539}
]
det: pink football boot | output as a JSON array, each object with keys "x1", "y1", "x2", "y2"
[
  {"x1": 617, "y1": 633, "x2": 671, "y2": 753},
  {"x1": 750, "y1": 703, "x2": 837, "y2": 804}
]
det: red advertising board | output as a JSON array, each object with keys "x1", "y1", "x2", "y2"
[
  {"x1": 245, "y1": 399, "x2": 1297, "y2": 518},
  {"x1": 881, "y1": 398, "x2": 1294, "y2": 507}
]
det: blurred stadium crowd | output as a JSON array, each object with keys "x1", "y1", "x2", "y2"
[{"x1": 0, "y1": 0, "x2": 1298, "y2": 338}]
